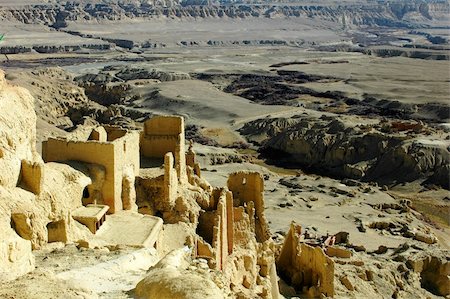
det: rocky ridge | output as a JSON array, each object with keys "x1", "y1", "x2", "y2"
[
  {"x1": 240, "y1": 114, "x2": 450, "y2": 189},
  {"x1": 1, "y1": 1, "x2": 448, "y2": 56},
  {"x1": 0, "y1": 1, "x2": 448, "y2": 29}
]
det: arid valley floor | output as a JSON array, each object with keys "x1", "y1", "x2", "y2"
[{"x1": 0, "y1": 0, "x2": 449, "y2": 298}]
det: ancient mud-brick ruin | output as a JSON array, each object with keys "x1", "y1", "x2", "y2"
[
  {"x1": 277, "y1": 222, "x2": 334, "y2": 297},
  {"x1": 2, "y1": 66, "x2": 449, "y2": 298},
  {"x1": 42, "y1": 126, "x2": 140, "y2": 213},
  {"x1": 0, "y1": 69, "x2": 345, "y2": 298}
]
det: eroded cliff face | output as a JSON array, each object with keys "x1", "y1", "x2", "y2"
[
  {"x1": 251, "y1": 115, "x2": 450, "y2": 188},
  {"x1": 0, "y1": 70, "x2": 38, "y2": 280},
  {"x1": 0, "y1": 70, "x2": 39, "y2": 187},
  {"x1": 0, "y1": 69, "x2": 92, "y2": 281},
  {"x1": 0, "y1": 1, "x2": 448, "y2": 28}
]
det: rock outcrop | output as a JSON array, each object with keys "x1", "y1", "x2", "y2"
[
  {"x1": 407, "y1": 251, "x2": 450, "y2": 297},
  {"x1": 244, "y1": 115, "x2": 450, "y2": 188},
  {"x1": 73, "y1": 65, "x2": 190, "y2": 107},
  {"x1": 0, "y1": 69, "x2": 92, "y2": 280}
]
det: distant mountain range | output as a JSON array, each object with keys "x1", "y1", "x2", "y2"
[{"x1": 0, "y1": 0, "x2": 448, "y2": 30}]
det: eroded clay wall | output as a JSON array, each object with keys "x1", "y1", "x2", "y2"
[
  {"x1": 227, "y1": 172, "x2": 270, "y2": 242},
  {"x1": 175, "y1": 132, "x2": 187, "y2": 183},
  {"x1": 114, "y1": 130, "x2": 140, "y2": 175},
  {"x1": 213, "y1": 189, "x2": 233, "y2": 270},
  {"x1": 141, "y1": 116, "x2": 183, "y2": 158},
  {"x1": 225, "y1": 191, "x2": 234, "y2": 255},
  {"x1": 144, "y1": 116, "x2": 184, "y2": 135},
  {"x1": 42, "y1": 138, "x2": 121, "y2": 212},
  {"x1": 141, "y1": 116, "x2": 187, "y2": 183},
  {"x1": 136, "y1": 174, "x2": 164, "y2": 213},
  {"x1": 111, "y1": 128, "x2": 140, "y2": 210},
  {"x1": 297, "y1": 243, "x2": 334, "y2": 297},
  {"x1": 163, "y1": 153, "x2": 178, "y2": 206},
  {"x1": 19, "y1": 160, "x2": 44, "y2": 195},
  {"x1": 277, "y1": 222, "x2": 334, "y2": 297},
  {"x1": 105, "y1": 126, "x2": 139, "y2": 176},
  {"x1": 227, "y1": 172, "x2": 264, "y2": 210},
  {"x1": 104, "y1": 126, "x2": 128, "y2": 141}
]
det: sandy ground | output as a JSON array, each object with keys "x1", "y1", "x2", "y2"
[
  {"x1": 56, "y1": 247, "x2": 159, "y2": 297},
  {"x1": 130, "y1": 78, "x2": 303, "y2": 128},
  {"x1": 0, "y1": 244, "x2": 159, "y2": 299},
  {"x1": 65, "y1": 17, "x2": 344, "y2": 45},
  {"x1": 1, "y1": 21, "x2": 108, "y2": 47}
]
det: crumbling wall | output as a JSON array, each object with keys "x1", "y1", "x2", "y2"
[
  {"x1": 186, "y1": 141, "x2": 201, "y2": 177},
  {"x1": 277, "y1": 222, "x2": 334, "y2": 298},
  {"x1": 42, "y1": 138, "x2": 121, "y2": 212},
  {"x1": 420, "y1": 256, "x2": 450, "y2": 297},
  {"x1": 19, "y1": 160, "x2": 44, "y2": 195},
  {"x1": 212, "y1": 189, "x2": 233, "y2": 270},
  {"x1": 89, "y1": 126, "x2": 107, "y2": 142},
  {"x1": 194, "y1": 187, "x2": 234, "y2": 270},
  {"x1": 141, "y1": 116, "x2": 187, "y2": 183},
  {"x1": 106, "y1": 126, "x2": 140, "y2": 175},
  {"x1": 42, "y1": 126, "x2": 140, "y2": 214},
  {"x1": 113, "y1": 131, "x2": 139, "y2": 211},
  {"x1": 120, "y1": 131, "x2": 140, "y2": 176},
  {"x1": 225, "y1": 191, "x2": 234, "y2": 255},
  {"x1": 227, "y1": 206, "x2": 258, "y2": 295},
  {"x1": 227, "y1": 172, "x2": 270, "y2": 242},
  {"x1": 137, "y1": 152, "x2": 201, "y2": 223},
  {"x1": 222, "y1": 205, "x2": 279, "y2": 298},
  {"x1": 186, "y1": 142, "x2": 196, "y2": 169},
  {"x1": 407, "y1": 253, "x2": 450, "y2": 296},
  {"x1": 135, "y1": 171, "x2": 164, "y2": 215},
  {"x1": 135, "y1": 152, "x2": 187, "y2": 221},
  {"x1": 122, "y1": 165, "x2": 137, "y2": 211},
  {"x1": 163, "y1": 153, "x2": 178, "y2": 207},
  {"x1": 141, "y1": 116, "x2": 183, "y2": 156}
]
